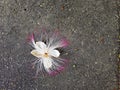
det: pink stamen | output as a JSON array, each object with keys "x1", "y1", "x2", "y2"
[
  {"x1": 48, "y1": 66, "x2": 65, "y2": 76},
  {"x1": 27, "y1": 33, "x2": 34, "y2": 43},
  {"x1": 58, "y1": 66, "x2": 64, "y2": 71},
  {"x1": 61, "y1": 38, "x2": 69, "y2": 47},
  {"x1": 49, "y1": 71, "x2": 58, "y2": 76}
]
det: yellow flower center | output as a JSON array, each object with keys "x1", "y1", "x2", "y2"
[{"x1": 43, "y1": 53, "x2": 49, "y2": 57}]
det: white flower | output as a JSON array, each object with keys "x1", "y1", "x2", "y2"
[
  {"x1": 31, "y1": 41, "x2": 60, "y2": 68},
  {"x1": 27, "y1": 30, "x2": 69, "y2": 76}
]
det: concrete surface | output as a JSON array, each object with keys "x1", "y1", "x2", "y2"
[{"x1": 0, "y1": 0, "x2": 119, "y2": 90}]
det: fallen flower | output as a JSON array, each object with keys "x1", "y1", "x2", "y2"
[{"x1": 27, "y1": 29, "x2": 69, "y2": 76}]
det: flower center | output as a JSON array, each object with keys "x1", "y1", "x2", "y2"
[{"x1": 43, "y1": 52, "x2": 49, "y2": 58}]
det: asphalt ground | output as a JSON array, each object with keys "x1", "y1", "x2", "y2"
[{"x1": 0, "y1": 0, "x2": 119, "y2": 90}]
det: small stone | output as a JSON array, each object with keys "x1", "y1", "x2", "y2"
[
  {"x1": 40, "y1": 4, "x2": 43, "y2": 7},
  {"x1": 68, "y1": 8, "x2": 72, "y2": 11},
  {"x1": 73, "y1": 64, "x2": 76, "y2": 68},
  {"x1": 74, "y1": 48, "x2": 79, "y2": 51},
  {"x1": 99, "y1": 37, "x2": 104, "y2": 43},
  {"x1": 118, "y1": 54, "x2": 120, "y2": 59},
  {"x1": 95, "y1": 62, "x2": 98, "y2": 64},
  {"x1": 109, "y1": 53, "x2": 112, "y2": 56},
  {"x1": 61, "y1": 5, "x2": 65, "y2": 10},
  {"x1": 65, "y1": 53, "x2": 68, "y2": 55},
  {"x1": 119, "y1": 35, "x2": 120, "y2": 39},
  {"x1": 1, "y1": 32, "x2": 4, "y2": 35}
]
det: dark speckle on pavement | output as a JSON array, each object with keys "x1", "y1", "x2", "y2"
[{"x1": 0, "y1": 0, "x2": 119, "y2": 90}]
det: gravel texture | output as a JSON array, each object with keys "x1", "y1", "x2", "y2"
[{"x1": 0, "y1": 0, "x2": 119, "y2": 90}]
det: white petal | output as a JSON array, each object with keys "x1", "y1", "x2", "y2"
[
  {"x1": 31, "y1": 49, "x2": 42, "y2": 58},
  {"x1": 36, "y1": 41, "x2": 47, "y2": 49},
  {"x1": 43, "y1": 58, "x2": 52, "y2": 69},
  {"x1": 49, "y1": 49, "x2": 60, "y2": 57}
]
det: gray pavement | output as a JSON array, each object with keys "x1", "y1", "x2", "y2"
[{"x1": 0, "y1": 0, "x2": 119, "y2": 90}]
